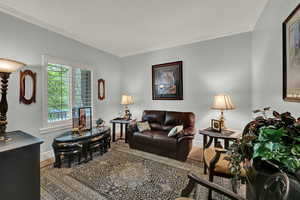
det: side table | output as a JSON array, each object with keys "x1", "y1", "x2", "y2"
[
  {"x1": 110, "y1": 118, "x2": 133, "y2": 143},
  {"x1": 199, "y1": 128, "x2": 239, "y2": 174}
]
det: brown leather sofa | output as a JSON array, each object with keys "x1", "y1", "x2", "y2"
[{"x1": 127, "y1": 110, "x2": 196, "y2": 161}]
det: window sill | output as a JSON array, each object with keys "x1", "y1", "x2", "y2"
[{"x1": 40, "y1": 123, "x2": 72, "y2": 135}]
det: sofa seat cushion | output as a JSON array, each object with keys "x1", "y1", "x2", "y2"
[
  {"x1": 204, "y1": 147, "x2": 246, "y2": 177},
  {"x1": 132, "y1": 131, "x2": 153, "y2": 144},
  {"x1": 152, "y1": 131, "x2": 177, "y2": 151}
]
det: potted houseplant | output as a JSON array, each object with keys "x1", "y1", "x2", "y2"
[{"x1": 227, "y1": 109, "x2": 300, "y2": 199}]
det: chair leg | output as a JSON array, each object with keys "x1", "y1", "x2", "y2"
[
  {"x1": 231, "y1": 179, "x2": 238, "y2": 193},
  {"x1": 54, "y1": 154, "x2": 61, "y2": 168},
  {"x1": 204, "y1": 164, "x2": 207, "y2": 174},
  {"x1": 100, "y1": 145, "x2": 104, "y2": 155},
  {"x1": 108, "y1": 139, "x2": 111, "y2": 148},
  {"x1": 90, "y1": 148, "x2": 93, "y2": 160},
  {"x1": 68, "y1": 154, "x2": 72, "y2": 168},
  {"x1": 208, "y1": 172, "x2": 214, "y2": 200},
  {"x1": 104, "y1": 143, "x2": 108, "y2": 153},
  {"x1": 78, "y1": 152, "x2": 81, "y2": 164},
  {"x1": 57, "y1": 155, "x2": 62, "y2": 168}
]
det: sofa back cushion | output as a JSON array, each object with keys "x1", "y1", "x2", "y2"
[
  {"x1": 142, "y1": 110, "x2": 195, "y2": 132},
  {"x1": 164, "y1": 111, "x2": 195, "y2": 131},
  {"x1": 142, "y1": 110, "x2": 166, "y2": 130}
]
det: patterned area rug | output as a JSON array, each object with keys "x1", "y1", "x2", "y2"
[{"x1": 41, "y1": 142, "x2": 241, "y2": 200}]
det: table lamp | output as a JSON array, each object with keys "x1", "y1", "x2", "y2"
[
  {"x1": 121, "y1": 95, "x2": 134, "y2": 120},
  {"x1": 0, "y1": 58, "x2": 25, "y2": 141},
  {"x1": 211, "y1": 94, "x2": 235, "y2": 130}
]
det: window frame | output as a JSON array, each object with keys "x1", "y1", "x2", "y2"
[{"x1": 41, "y1": 55, "x2": 94, "y2": 132}]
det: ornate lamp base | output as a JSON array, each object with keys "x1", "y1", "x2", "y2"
[
  {"x1": 219, "y1": 110, "x2": 227, "y2": 130},
  {"x1": 0, "y1": 120, "x2": 10, "y2": 141},
  {"x1": 123, "y1": 105, "x2": 132, "y2": 120},
  {"x1": 0, "y1": 72, "x2": 11, "y2": 142}
]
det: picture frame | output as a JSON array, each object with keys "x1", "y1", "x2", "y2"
[
  {"x1": 152, "y1": 61, "x2": 183, "y2": 100},
  {"x1": 72, "y1": 107, "x2": 92, "y2": 131},
  {"x1": 211, "y1": 119, "x2": 221, "y2": 132},
  {"x1": 19, "y1": 69, "x2": 37, "y2": 105},
  {"x1": 98, "y1": 79, "x2": 105, "y2": 100},
  {"x1": 283, "y1": 3, "x2": 300, "y2": 102}
]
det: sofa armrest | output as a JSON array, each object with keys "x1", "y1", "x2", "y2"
[
  {"x1": 127, "y1": 121, "x2": 139, "y2": 140},
  {"x1": 177, "y1": 127, "x2": 195, "y2": 143},
  {"x1": 181, "y1": 173, "x2": 245, "y2": 200}
]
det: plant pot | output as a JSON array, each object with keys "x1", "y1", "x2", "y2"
[{"x1": 247, "y1": 160, "x2": 300, "y2": 200}]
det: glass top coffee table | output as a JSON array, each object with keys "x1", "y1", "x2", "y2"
[{"x1": 52, "y1": 127, "x2": 111, "y2": 168}]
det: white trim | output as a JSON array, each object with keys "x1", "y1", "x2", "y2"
[
  {"x1": 39, "y1": 123, "x2": 72, "y2": 135},
  {"x1": 40, "y1": 150, "x2": 55, "y2": 162}
]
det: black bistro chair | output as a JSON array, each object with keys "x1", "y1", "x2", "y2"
[
  {"x1": 87, "y1": 135, "x2": 106, "y2": 160},
  {"x1": 53, "y1": 142, "x2": 83, "y2": 168}
]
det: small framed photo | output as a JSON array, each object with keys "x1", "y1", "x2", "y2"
[
  {"x1": 73, "y1": 107, "x2": 92, "y2": 131},
  {"x1": 211, "y1": 119, "x2": 221, "y2": 132}
]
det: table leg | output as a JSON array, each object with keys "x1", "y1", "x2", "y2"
[
  {"x1": 203, "y1": 135, "x2": 207, "y2": 174},
  {"x1": 112, "y1": 122, "x2": 116, "y2": 142},
  {"x1": 214, "y1": 139, "x2": 223, "y2": 148},
  {"x1": 125, "y1": 124, "x2": 128, "y2": 143},
  {"x1": 214, "y1": 138, "x2": 218, "y2": 147},
  {"x1": 225, "y1": 139, "x2": 230, "y2": 150},
  {"x1": 120, "y1": 123, "x2": 123, "y2": 138}
]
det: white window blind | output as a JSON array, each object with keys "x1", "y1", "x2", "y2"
[
  {"x1": 73, "y1": 68, "x2": 92, "y2": 108},
  {"x1": 47, "y1": 63, "x2": 71, "y2": 122}
]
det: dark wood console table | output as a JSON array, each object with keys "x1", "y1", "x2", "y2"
[
  {"x1": 52, "y1": 127, "x2": 110, "y2": 167},
  {"x1": 0, "y1": 131, "x2": 43, "y2": 200}
]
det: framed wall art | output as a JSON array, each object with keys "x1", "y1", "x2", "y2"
[
  {"x1": 19, "y1": 69, "x2": 37, "y2": 105},
  {"x1": 152, "y1": 61, "x2": 183, "y2": 100},
  {"x1": 283, "y1": 3, "x2": 300, "y2": 102}
]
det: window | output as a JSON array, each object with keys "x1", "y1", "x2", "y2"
[
  {"x1": 42, "y1": 56, "x2": 92, "y2": 128},
  {"x1": 47, "y1": 63, "x2": 71, "y2": 122}
]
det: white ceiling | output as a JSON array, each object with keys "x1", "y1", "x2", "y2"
[{"x1": 0, "y1": 0, "x2": 268, "y2": 57}]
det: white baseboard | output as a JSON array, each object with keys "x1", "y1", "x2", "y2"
[{"x1": 41, "y1": 150, "x2": 54, "y2": 162}]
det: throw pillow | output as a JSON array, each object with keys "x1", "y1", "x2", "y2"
[
  {"x1": 168, "y1": 125, "x2": 184, "y2": 137},
  {"x1": 137, "y1": 121, "x2": 151, "y2": 132}
]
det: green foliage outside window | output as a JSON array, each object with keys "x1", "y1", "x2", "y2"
[{"x1": 47, "y1": 63, "x2": 70, "y2": 122}]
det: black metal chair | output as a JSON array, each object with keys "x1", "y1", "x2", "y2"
[{"x1": 53, "y1": 142, "x2": 83, "y2": 168}]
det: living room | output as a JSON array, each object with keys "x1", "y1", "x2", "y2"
[{"x1": 0, "y1": 0, "x2": 300, "y2": 200}]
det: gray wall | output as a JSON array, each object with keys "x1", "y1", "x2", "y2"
[
  {"x1": 4, "y1": 0, "x2": 297, "y2": 152},
  {"x1": 0, "y1": 11, "x2": 122, "y2": 153},
  {"x1": 121, "y1": 32, "x2": 253, "y2": 144},
  {"x1": 252, "y1": 0, "x2": 300, "y2": 116}
]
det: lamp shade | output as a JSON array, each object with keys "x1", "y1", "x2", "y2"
[
  {"x1": 0, "y1": 58, "x2": 25, "y2": 72},
  {"x1": 121, "y1": 95, "x2": 134, "y2": 105},
  {"x1": 211, "y1": 94, "x2": 235, "y2": 110}
]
